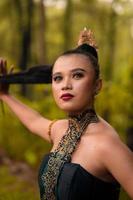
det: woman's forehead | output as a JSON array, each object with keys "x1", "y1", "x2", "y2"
[{"x1": 53, "y1": 54, "x2": 92, "y2": 73}]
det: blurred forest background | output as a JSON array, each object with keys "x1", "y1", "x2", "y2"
[{"x1": 0, "y1": 0, "x2": 133, "y2": 199}]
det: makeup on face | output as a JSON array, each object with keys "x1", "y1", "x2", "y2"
[
  {"x1": 52, "y1": 68, "x2": 86, "y2": 83},
  {"x1": 52, "y1": 54, "x2": 97, "y2": 113},
  {"x1": 60, "y1": 93, "x2": 74, "y2": 101}
]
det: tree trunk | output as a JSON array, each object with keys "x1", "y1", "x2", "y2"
[
  {"x1": 37, "y1": 0, "x2": 46, "y2": 64},
  {"x1": 63, "y1": 0, "x2": 73, "y2": 50},
  {"x1": 13, "y1": 0, "x2": 34, "y2": 96},
  {"x1": 102, "y1": 2, "x2": 117, "y2": 122},
  {"x1": 127, "y1": 65, "x2": 133, "y2": 151}
]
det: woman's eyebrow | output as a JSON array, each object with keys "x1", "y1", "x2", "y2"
[
  {"x1": 71, "y1": 68, "x2": 86, "y2": 73},
  {"x1": 52, "y1": 72, "x2": 61, "y2": 77}
]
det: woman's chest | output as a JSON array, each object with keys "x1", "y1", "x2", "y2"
[
  {"x1": 52, "y1": 134, "x2": 101, "y2": 171},
  {"x1": 71, "y1": 136, "x2": 103, "y2": 172},
  {"x1": 51, "y1": 134, "x2": 114, "y2": 182}
]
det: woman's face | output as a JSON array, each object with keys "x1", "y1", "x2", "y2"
[{"x1": 52, "y1": 54, "x2": 101, "y2": 114}]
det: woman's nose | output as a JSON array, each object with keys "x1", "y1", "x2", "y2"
[{"x1": 62, "y1": 78, "x2": 72, "y2": 90}]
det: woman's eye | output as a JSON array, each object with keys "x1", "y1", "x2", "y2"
[
  {"x1": 53, "y1": 76, "x2": 62, "y2": 82},
  {"x1": 73, "y1": 73, "x2": 84, "y2": 79}
]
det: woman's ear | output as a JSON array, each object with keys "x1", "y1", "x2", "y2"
[{"x1": 94, "y1": 78, "x2": 102, "y2": 95}]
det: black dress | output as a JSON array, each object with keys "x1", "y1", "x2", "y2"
[{"x1": 38, "y1": 153, "x2": 120, "y2": 200}]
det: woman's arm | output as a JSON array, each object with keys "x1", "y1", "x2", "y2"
[
  {"x1": 0, "y1": 58, "x2": 52, "y2": 142},
  {"x1": 1, "y1": 94, "x2": 52, "y2": 142},
  {"x1": 101, "y1": 132, "x2": 133, "y2": 199}
]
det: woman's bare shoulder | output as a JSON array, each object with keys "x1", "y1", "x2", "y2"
[
  {"x1": 91, "y1": 116, "x2": 129, "y2": 165},
  {"x1": 85, "y1": 118, "x2": 123, "y2": 166},
  {"x1": 50, "y1": 119, "x2": 69, "y2": 142},
  {"x1": 88, "y1": 116, "x2": 120, "y2": 140},
  {"x1": 95, "y1": 118, "x2": 133, "y2": 198},
  {"x1": 86, "y1": 116, "x2": 124, "y2": 160},
  {"x1": 52, "y1": 119, "x2": 68, "y2": 130}
]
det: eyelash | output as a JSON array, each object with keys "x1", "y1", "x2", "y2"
[
  {"x1": 73, "y1": 73, "x2": 84, "y2": 79},
  {"x1": 53, "y1": 73, "x2": 84, "y2": 82},
  {"x1": 53, "y1": 76, "x2": 62, "y2": 82}
]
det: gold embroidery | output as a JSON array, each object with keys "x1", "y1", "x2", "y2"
[{"x1": 41, "y1": 109, "x2": 99, "y2": 200}]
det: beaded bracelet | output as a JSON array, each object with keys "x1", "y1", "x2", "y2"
[{"x1": 47, "y1": 120, "x2": 57, "y2": 143}]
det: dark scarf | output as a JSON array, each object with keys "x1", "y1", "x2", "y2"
[{"x1": 41, "y1": 109, "x2": 99, "y2": 200}]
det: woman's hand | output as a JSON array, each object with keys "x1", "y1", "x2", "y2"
[{"x1": 0, "y1": 58, "x2": 14, "y2": 98}]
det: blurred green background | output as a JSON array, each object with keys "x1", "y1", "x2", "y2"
[{"x1": 0, "y1": 0, "x2": 133, "y2": 199}]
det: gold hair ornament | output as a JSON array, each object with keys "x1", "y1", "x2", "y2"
[{"x1": 78, "y1": 27, "x2": 98, "y2": 50}]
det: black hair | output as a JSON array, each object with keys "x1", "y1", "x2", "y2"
[{"x1": 60, "y1": 43, "x2": 100, "y2": 80}]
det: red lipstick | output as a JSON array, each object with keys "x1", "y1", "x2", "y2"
[{"x1": 60, "y1": 93, "x2": 74, "y2": 101}]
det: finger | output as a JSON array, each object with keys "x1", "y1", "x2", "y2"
[
  {"x1": 4, "y1": 60, "x2": 7, "y2": 67},
  {"x1": 3, "y1": 60, "x2": 7, "y2": 74},
  {"x1": 0, "y1": 60, "x2": 4, "y2": 74},
  {"x1": 0, "y1": 59, "x2": 3, "y2": 73},
  {"x1": 9, "y1": 65, "x2": 14, "y2": 74},
  {"x1": 0, "y1": 58, "x2": 4, "y2": 66},
  {"x1": 1, "y1": 60, "x2": 7, "y2": 75}
]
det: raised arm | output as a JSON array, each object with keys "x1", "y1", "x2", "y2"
[{"x1": 0, "y1": 59, "x2": 52, "y2": 143}]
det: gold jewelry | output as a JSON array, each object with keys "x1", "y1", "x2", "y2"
[
  {"x1": 78, "y1": 27, "x2": 98, "y2": 50},
  {"x1": 47, "y1": 120, "x2": 57, "y2": 143},
  {"x1": 41, "y1": 109, "x2": 99, "y2": 200}
]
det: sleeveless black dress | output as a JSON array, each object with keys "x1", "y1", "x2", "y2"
[{"x1": 38, "y1": 153, "x2": 120, "y2": 200}]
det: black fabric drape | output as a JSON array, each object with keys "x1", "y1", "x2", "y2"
[{"x1": 0, "y1": 65, "x2": 52, "y2": 84}]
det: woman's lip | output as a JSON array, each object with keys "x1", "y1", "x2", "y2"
[{"x1": 60, "y1": 93, "x2": 74, "y2": 100}]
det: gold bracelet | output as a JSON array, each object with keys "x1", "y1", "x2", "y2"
[{"x1": 48, "y1": 120, "x2": 57, "y2": 142}]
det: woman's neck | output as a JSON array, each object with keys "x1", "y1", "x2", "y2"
[{"x1": 68, "y1": 104, "x2": 95, "y2": 117}]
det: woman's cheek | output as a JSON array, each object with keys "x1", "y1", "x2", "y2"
[
  {"x1": 52, "y1": 87, "x2": 61, "y2": 104},
  {"x1": 77, "y1": 82, "x2": 94, "y2": 101}
]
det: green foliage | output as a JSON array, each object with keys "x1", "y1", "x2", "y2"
[
  {"x1": 120, "y1": 188, "x2": 130, "y2": 200},
  {"x1": 0, "y1": 166, "x2": 39, "y2": 200}
]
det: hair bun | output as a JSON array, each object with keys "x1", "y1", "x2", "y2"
[
  {"x1": 76, "y1": 43, "x2": 98, "y2": 59},
  {"x1": 77, "y1": 28, "x2": 98, "y2": 59}
]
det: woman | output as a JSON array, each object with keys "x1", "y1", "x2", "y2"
[{"x1": 0, "y1": 29, "x2": 133, "y2": 200}]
